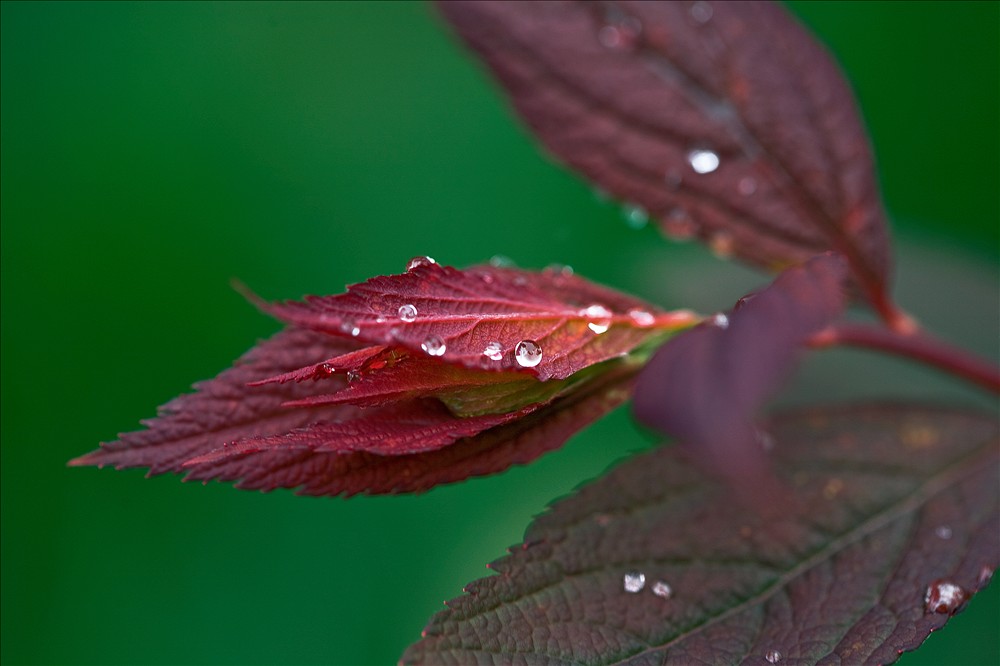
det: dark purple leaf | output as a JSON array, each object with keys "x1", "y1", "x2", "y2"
[
  {"x1": 632, "y1": 253, "x2": 847, "y2": 484},
  {"x1": 402, "y1": 404, "x2": 999, "y2": 665},
  {"x1": 437, "y1": 1, "x2": 892, "y2": 313}
]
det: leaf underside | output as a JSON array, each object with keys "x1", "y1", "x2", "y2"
[
  {"x1": 437, "y1": 0, "x2": 890, "y2": 305},
  {"x1": 402, "y1": 404, "x2": 999, "y2": 665}
]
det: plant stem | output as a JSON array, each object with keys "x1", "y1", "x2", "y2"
[{"x1": 808, "y1": 323, "x2": 1000, "y2": 393}]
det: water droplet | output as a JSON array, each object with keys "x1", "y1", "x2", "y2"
[
  {"x1": 709, "y1": 231, "x2": 735, "y2": 258},
  {"x1": 687, "y1": 148, "x2": 720, "y2": 174},
  {"x1": 514, "y1": 340, "x2": 543, "y2": 368},
  {"x1": 544, "y1": 263, "x2": 574, "y2": 277},
  {"x1": 662, "y1": 208, "x2": 698, "y2": 241},
  {"x1": 934, "y1": 525, "x2": 953, "y2": 540},
  {"x1": 978, "y1": 566, "x2": 994, "y2": 586},
  {"x1": 924, "y1": 579, "x2": 969, "y2": 615},
  {"x1": 583, "y1": 304, "x2": 613, "y2": 334},
  {"x1": 689, "y1": 1, "x2": 713, "y2": 24},
  {"x1": 406, "y1": 255, "x2": 436, "y2": 271},
  {"x1": 628, "y1": 308, "x2": 656, "y2": 327},
  {"x1": 737, "y1": 176, "x2": 757, "y2": 196},
  {"x1": 622, "y1": 204, "x2": 648, "y2": 230},
  {"x1": 598, "y1": 16, "x2": 642, "y2": 51},
  {"x1": 765, "y1": 649, "x2": 782, "y2": 664},
  {"x1": 489, "y1": 255, "x2": 515, "y2": 268},
  {"x1": 316, "y1": 362, "x2": 335, "y2": 378},
  {"x1": 711, "y1": 313, "x2": 729, "y2": 329},
  {"x1": 346, "y1": 370, "x2": 361, "y2": 383},
  {"x1": 651, "y1": 581, "x2": 673, "y2": 599},
  {"x1": 398, "y1": 304, "x2": 418, "y2": 323},
  {"x1": 623, "y1": 571, "x2": 646, "y2": 593},
  {"x1": 483, "y1": 341, "x2": 504, "y2": 361},
  {"x1": 421, "y1": 335, "x2": 446, "y2": 357},
  {"x1": 339, "y1": 319, "x2": 360, "y2": 337}
]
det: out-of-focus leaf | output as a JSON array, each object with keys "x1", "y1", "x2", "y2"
[
  {"x1": 437, "y1": 1, "x2": 891, "y2": 311},
  {"x1": 402, "y1": 404, "x2": 999, "y2": 665},
  {"x1": 633, "y1": 253, "x2": 847, "y2": 483},
  {"x1": 260, "y1": 261, "x2": 695, "y2": 381}
]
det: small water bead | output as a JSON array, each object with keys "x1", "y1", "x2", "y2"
[
  {"x1": 346, "y1": 370, "x2": 361, "y2": 383},
  {"x1": 316, "y1": 362, "x2": 335, "y2": 378},
  {"x1": 398, "y1": 304, "x2": 418, "y2": 322},
  {"x1": 765, "y1": 649, "x2": 782, "y2": 664},
  {"x1": 514, "y1": 340, "x2": 543, "y2": 368},
  {"x1": 934, "y1": 525, "x2": 953, "y2": 540},
  {"x1": 406, "y1": 255, "x2": 436, "y2": 272},
  {"x1": 662, "y1": 208, "x2": 698, "y2": 241},
  {"x1": 583, "y1": 304, "x2": 613, "y2": 334},
  {"x1": 709, "y1": 231, "x2": 735, "y2": 258},
  {"x1": 421, "y1": 336, "x2": 446, "y2": 357},
  {"x1": 737, "y1": 176, "x2": 758, "y2": 196},
  {"x1": 689, "y1": 1, "x2": 714, "y2": 24},
  {"x1": 687, "y1": 148, "x2": 720, "y2": 174},
  {"x1": 598, "y1": 16, "x2": 642, "y2": 51},
  {"x1": 711, "y1": 313, "x2": 729, "y2": 329},
  {"x1": 544, "y1": 263, "x2": 574, "y2": 277},
  {"x1": 339, "y1": 320, "x2": 361, "y2": 337},
  {"x1": 628, "y1": 308, "x2": 656, "y2": 328},
  {"x1": 623, "y1": 571, "x2": 646, "y2": 593},
  {"x1": 651, "y1": 581, "x2": 673, "y2": 599},
  {"x1": 924, "y1": 580, "x2": 969, "y2": 615},
  {"x1": 483, "y1": 341, "x2": 504, "y2": 362},
  {"x1": 979, "y1": 566, "x2": 994, "y2": 586},
  {"x1": 622, "y1": 204, "x2": 649, "y2": 230},
  {"x1": 489, "y1": 255, "x2": 516, "y2": 268}
]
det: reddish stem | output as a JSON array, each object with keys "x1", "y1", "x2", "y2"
[{"x1": 808, "y1": 323, "x2": 1000, "y2": 393}]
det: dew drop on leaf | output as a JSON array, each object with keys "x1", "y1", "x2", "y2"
[
  {"x1": 737, "y1": 176, "x2": 758, "y2": 196},
  {"x1": 689, "y1": 1, "x2": 713, "y2": 25},
  {"x1": 662, "y1": 208, "x2": 698, "y2": 241},
  {"x1": 934, "y1": 525, "x2": 953, "y2": 540},
  {"x1": 398, "y1": 304, "x2": 418, "y2": 323},
  {"x1": 488, "y1": 254, "x2": 515, "y2": 268},
  {"x1": 628, "y1": 308, "x2": 656, "y2": 328},
  {"x1": 711, "y1": 313, "x2": 730, "y2": 329},
  {"x1": 924, "y1": 580, "x2": 969, "y2": 615},
  {"x1": 315, "y1": 363, "x2": 335, "y2": 378},
  {"x1": 598, "y1": 16, "x2": 641, "y2": 52},
  {"x1": 765, "y1": 649, "x2": 782, "y2": 664},
  {"x1": 482, "y1": 341, "x2": 504, "y2": 361},
  {"x1": 346, "y1": 370, "x2": 360, "y2": 383},
  {"x1": 651, "y1": 580, "x2": 673, "y2": 599},
  {"x1": 514, "y1": 340, "x2": 543, "y2": 368},
  {"x1": 421, "y1": 336, "x2": 446, "y2": 357},
  {"x1": 544, "y1": 263, "x2": 574, "y2": 277},
  {"x1": 623, "y1": 571, "x2": 646, "y2": 593},
  {"x1": 622, "y1": 203, "x2": 649, "y2": 230},
  {"x1": 339, "y1": 319, "x2": 361, "y2": 337},
  {"x1": 406, "y1": 255, "x2": 436, "y2": 271},
  {"x1": 709, "y1": 231, "x2": 735, "y2": 258},
  {"x1": 687, "y1": 148, "x2": 720, "y2": 174},
  {"x1": 978, "y1": 566, "x2": 994, "y2": 586},
  {"x1": 583, "y1": 304, "x2": 613, "y2": 334}
]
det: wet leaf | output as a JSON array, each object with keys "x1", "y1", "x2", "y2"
[
  {"x1": 402, "y1": 404, "x2": 999, "y2": 665},
  {"x1": 438, "y1": 1, "x2": 891, "y2": 310},
  {"x1": 259, "y1": 262, "x2": 695, "y2": 381},
  {"x1": 71, "y1": 265, "x2": 674, "y2": 494},
  {"x1": 633, "y1": 253, "x2": 847, "y2": 485}
]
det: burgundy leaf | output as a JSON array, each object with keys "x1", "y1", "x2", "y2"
[
  {"x1": 181, "y1": 362, "x2": 635, "y2": 496},
  {"x1": 402, "y1": 404, "x2": 999, "y2": 665},
  {"x1": 260, "y1": 261, "x2": 696, "y2": 381},
  {"x1": 438, "y1": 1, "x2": 893, "y2": 316},
  {"x1": 632, "y1": 253, "x2": 847, "y2": 484},
  {"x1": 69, "y1": 328, "x2": 366, "y2": 474}
]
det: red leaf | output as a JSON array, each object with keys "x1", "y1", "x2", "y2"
[
  {"x1": 403, "y1": 403, "x2": 999, "y2": 665},
  {"x1": 437, "y1": 1, "x2": 892, "y2": 314},
  {"x1": 260, "y1": 262, "x2": 695, "y2": 381},
  {"x1": 632, "y1": 253, "x2": 847, "y2": 485},
  {"x1": 72, "y1": 265, "x2": 676, "y2": 494}
]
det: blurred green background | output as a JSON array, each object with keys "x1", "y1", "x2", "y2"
[{"x1": 2, "y1": 2, "x2": 996, "y2": 664}]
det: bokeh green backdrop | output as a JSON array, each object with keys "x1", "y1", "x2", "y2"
[{"x1": 2, "y1": 2, "x2": 997, "y2": 664}]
